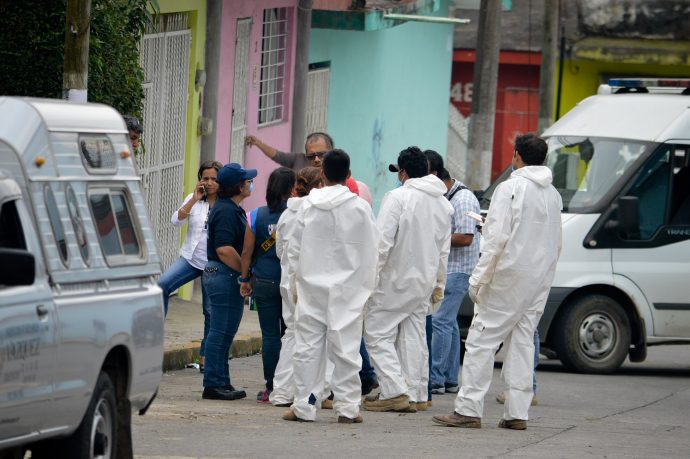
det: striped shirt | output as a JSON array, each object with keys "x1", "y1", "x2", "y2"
[{"x1": 446, "y1": 179, "x2": 480, "y2": 274}]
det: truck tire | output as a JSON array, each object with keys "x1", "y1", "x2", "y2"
[
  {"x1": 553, "y1": 295, "x2": 631, "y2": 374},
  {"x1": 63, "y1": 371, "x2": 118, "y2": 459}
]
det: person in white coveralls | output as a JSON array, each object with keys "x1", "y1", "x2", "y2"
[
  {"x1": 269, "y1": 167, "x2": 323, "y2": 407},
  {"x1": 433, "y1": 133, "x2": 562, "y2": 430},
  {"x1": 283, "y1": 150, "x2": 379, "y2": 424},
  {"x1": 364, "y1": 146, "x2": 453, "y2": 413}
]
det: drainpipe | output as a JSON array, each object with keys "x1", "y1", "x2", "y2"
[
  {"x1": 555, "y1": 23, "x2": 566, "y2": 120},
  {"x1": 291, "y1": 0, "x2": 313, "y2": 153}
]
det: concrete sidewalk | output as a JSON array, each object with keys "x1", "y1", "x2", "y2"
[{"x1": 162, "y1": 280, "x2": 262, "y2": 372}]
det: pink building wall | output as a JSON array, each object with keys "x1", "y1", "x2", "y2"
[{"x1": 213, "y1": 0, "x2": 298, "y2": 211}]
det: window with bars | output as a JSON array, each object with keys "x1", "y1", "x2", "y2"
[{"x1": 259, "y1": 7, "x2": 288, "y2": 125}]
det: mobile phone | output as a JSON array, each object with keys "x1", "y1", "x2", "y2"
[{"x1": 200, "y1": 184, "x2": 206, "y2": 196}]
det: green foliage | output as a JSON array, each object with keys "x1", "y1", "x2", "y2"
[{"x1": 0, "y1": 0, "x2": 156, "y2": 119}]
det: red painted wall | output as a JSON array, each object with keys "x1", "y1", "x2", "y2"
[{"x1": 451, "y1": 50, "x2": 541, "y2": 180}]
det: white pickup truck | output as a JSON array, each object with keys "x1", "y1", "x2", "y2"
[
  {"x1": 461, "y1": 78, "x2": 690, "y2": 374},
  {"x1": 0, "y1": 97, "x2": 163, "y2": 458}
]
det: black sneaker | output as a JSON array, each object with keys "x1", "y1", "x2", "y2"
[
  {"x1": 203, "y1": 386, "x2": 247, "y2": 400},
  {"x1": 431, "y1": 384, "x2": 445, "y2": 394},
  {"x1": 444, "y1": 383, "x2": 459, "y2": 393},
  {"x1": 361, "y1": 378, "x2": 380, "y2": 396}
]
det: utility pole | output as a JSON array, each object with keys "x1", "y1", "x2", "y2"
[
  {"x1": 291, "y1": 0, "x2": 313, "y2": 152},
  {"x1": 63, "y1": 0, "x2": 92, "y2": 102},
  {"x1": 465, "y1": 0, "x2": 501, "y2": 191},
  {"x1": 538, "y1": 0, "x2": 559, "y2": 133}
]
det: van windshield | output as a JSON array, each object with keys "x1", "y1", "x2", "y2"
[{"x1": 479, "y1": 137, "x2": 652, "y2": 212}]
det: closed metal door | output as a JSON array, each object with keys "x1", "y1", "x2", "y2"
[
  {"x1": 306, "y1": 67, "x2": 330, "y2": 135},
  {"x1": 230, "y1": 18, "x2": 252, "y2": 165},
  {"x1": 138, "y1": 14, "x2": 191, "y2": 272}
]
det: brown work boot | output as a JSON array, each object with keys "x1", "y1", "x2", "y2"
[
  {"x1": 363, "y1": 394, "x2": 410, "y2": 412},
  {"x1": 398, "y1": 402, "x2": 418, "y2": 413},
  {"x1": 432, "y1": 412, "x2": 482, "y2": 428},
  {"x1": 498, "y1": 419, "x2": 527, "y2": 430},
  {"x1": 282, "y1": 410, "x2": 312, "y2": 422},
  {"x1": 321, "y1": 399, "x2": 333, "y2": 409},
  {"x1": 427, "y1": 400, "x2": 433, "y2": 408},
  {"x1": 337, "y1": 414, "x2": 363, "y2": 424},
  {"x1": 496, "y1": 392, "x2": 538, "y2": 406},
  {"x1": 415, "y1": 401, "x2": 428, "y2": 411}
]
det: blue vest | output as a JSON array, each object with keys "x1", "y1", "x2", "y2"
[{"x1": 250, "y1": 204, "x2": 285, "y2": 281}]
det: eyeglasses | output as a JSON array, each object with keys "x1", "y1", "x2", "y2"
[{"x1": 305, "y1": 152, "x2": 327, "y2": 161}]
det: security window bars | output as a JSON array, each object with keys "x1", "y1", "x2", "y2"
[{"x1": 259, "y1": 7, "x2": 287, "y2": 125}]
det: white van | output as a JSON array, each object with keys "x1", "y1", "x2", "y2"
[
  {"x1": 0, "y1": 97, "x2": 163, "y2": 458},
  {"x1": 460, "y1": 79, "x2": 690, "y2": 374}
]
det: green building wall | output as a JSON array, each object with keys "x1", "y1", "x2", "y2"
[{"x1": 309, "y1": 17, "x2": 454, "y2": 209}]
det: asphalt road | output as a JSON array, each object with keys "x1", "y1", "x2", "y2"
[{"x1": 132, "y1": 345, "x2": 690, "y2": 458}]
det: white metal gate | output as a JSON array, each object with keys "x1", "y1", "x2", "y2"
[
  {"x1": 306, "y1": 67, "x2": 330, "y2": 135},
  {"x1": 230, "y1": 18, "x2": 252, "y2": 165},
  {"x1": 138, "y1": 14, "x2": 191, "y2": 272}
]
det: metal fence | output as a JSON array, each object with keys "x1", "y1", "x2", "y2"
[{"x1": 137, "y1": 13, "x2": 191, "y2": 272}]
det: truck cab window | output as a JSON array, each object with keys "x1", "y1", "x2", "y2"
[
  {"x1": 625, "y1": 147, "x2": 672, "y2": 239},
  {"x1": 670, "y1": 147, "x2": 690, "y2": 225},
  {"x1": 0, "y1": 200, "x2": 26, "y2": 250}
]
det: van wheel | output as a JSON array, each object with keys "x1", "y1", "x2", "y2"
[
  {"x1": 65, "y1": 371, "x2": 118, "y2": 459},
  {"x1": 554, "y1": 295, "x2": 630, "y2": 374}
]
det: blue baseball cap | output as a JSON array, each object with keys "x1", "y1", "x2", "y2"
[{"x1": 217, "y1": 163, "x2": 258, "y2": 188}]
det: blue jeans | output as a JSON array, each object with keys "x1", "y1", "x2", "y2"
[
  {"x1": 430, "y1": 272, "x2": 469, "y2": 387},
  {"x1": 359, "y1": 338, "x2": 376, "y2": 383},
  {"x1": 426, "y1": 315, "x2": 433, "y2": 400},
  {"x1": 533, "y1": 328, "x2": 539, "y2": 394},
  {"x1": 202, "y1": 261, "x2": 245, "y2": 388},
  {"x1": 253, "y1": 277, "x2": 282, "y2": 391},
  {"x1": 158, "y1": 257, "x2": 210, "y2": 356}
]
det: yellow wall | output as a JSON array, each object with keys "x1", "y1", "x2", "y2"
[
  {"x1": 155, "y1": 0, "x2": 206, "y2": 300},
  {"x1": 556, "y1": 59, "x2": 690, "y2": 119}
]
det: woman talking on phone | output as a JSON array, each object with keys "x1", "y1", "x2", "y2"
[{"x1": 158, "y1": 160, "x2": 222, "y2": 369}]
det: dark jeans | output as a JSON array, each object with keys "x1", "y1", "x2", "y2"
[
  {"x1": 253, "y1": 277, "x2": 282, "y2": 391},
  {"x1": 426, "y1": 315, "x2": 433, "y2": 401},
  {"x1": 359, "y1": 338, "x2": 377, "y2": 383},
  {"x1": 202, "y1": 261, "x2": 244, "y2": 388}
]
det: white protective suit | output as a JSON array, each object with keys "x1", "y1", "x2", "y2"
[
  {"x1": 455, "y1": 165, "x2": 562, "y2": 421},
  {"x1": 365, "y1": 175, "x2": 453, "y2": 403},
  {"x1": 269, "y1": 196, "x2": 303, "y2": 406},
  {"x1": 288, "y1": 185, "x2": 379, "y2": 420}
]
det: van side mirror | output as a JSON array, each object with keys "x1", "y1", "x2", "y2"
[
  {"x1": 618, "y1": 196, "x2": 640, "y2": 236},
  {"x1": 0, "y1": 248, "x2": 36, "y2": 286},
  {"x1": 606, "y1": 196, "x2": 640, "y2": 239}
]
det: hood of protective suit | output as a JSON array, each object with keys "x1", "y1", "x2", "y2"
[
  {"x1": 305, "y1": 184, "x2": 356, "y2": 210},
  {"x1": 286, "y1": 196, "x2": 305, "y2": 211},
  {"x1": 511, "y1": 165, "x2": 553, "y2": 187},
  {"x1": 404, "y1": 175, "x2": 447, "y2": 196}
]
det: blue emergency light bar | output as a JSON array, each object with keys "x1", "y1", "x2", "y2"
[{"x1": 608, "y1": 78, "x2": 690, "y2": 88}]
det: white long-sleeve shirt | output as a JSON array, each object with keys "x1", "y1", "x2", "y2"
[{"x1": 171, "y1": 193, "x2": 210, "y2": 270}]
